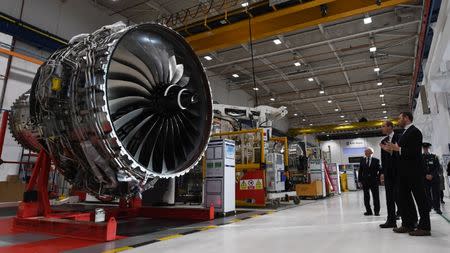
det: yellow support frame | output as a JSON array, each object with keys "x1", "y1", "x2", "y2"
[
  {"x1": 211, "y1": 128, "x2": 266, "y2": 165},
  {"x1": 186, "y1": 0, "x2": 413, "y2": 54}
]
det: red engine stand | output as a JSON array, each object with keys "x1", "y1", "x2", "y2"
[{"x1": 12, "y1": 150, "x2": 214, "y2": 242}]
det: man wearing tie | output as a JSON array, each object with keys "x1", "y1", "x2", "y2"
[
  {"x1": 379, "y1": 121, "x2": 401, "y2": 228},
  {"x1": 358, "y1": 147, "x2": 381, "y2": 216},
  {"x1": 382, "y1": 112, "x2": 431, "y2": 236}
]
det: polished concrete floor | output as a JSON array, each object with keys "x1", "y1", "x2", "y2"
[{"x1": 130, "y1": 189, "x2": 450, "y2": 253}]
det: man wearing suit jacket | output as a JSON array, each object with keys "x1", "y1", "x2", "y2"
[
  {"x1": 358, "y1": 147, "x2": 381, "y2": 216},
  {"x1": 383, "y1": 112, "x2": 431, "y2": 236},
  {"x1": 379, "y1": 121, "x2": 401, "y2": 228}
]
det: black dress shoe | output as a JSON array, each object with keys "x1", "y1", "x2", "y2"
[
  {"x1": 435, "y1": 209, "x2": 443, "y2": 215},
  {"x1": 375, "y1": 213, "x2": 380, "y2": 216},
  {"x1": 364, "y1": 212, "x2": 373, "y2": 216},
  {"x1": 409, "y1": 229, "x2": 431, "y2": 236},
  {"x1": 380, "y1": 222, "x2": 397, "y2": 228},
  {"x1": 393, "y1": 226, "x2": 414, "y2": 233}
]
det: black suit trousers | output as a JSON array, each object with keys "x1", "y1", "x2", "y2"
[
  {"x1": 425, "y1": 179, "x2": 441, "y2": 211},
  {"x1": 398, "y1": 171, "x2": 430, "y2": 230},
  {"x1": 362, "y1": 181, "x2": 380, "y2": 214},
  {"x1": 384, "y1": 178, "x2": 398, "y2": 223}
]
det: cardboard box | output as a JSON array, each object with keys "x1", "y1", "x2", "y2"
[
  {"x1": 0, "y1": 181, "x2": 26, "y2": 202},
  {"x1": 295, "y1": 181, "x2": 323, "y2": 197}
]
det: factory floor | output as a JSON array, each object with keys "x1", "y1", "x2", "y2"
[
  {"x1": 0, "y1": 190, "x2": 449, "y2": 252},
  {"x1": 126, "y1": 189, "x2": 450, "y2": 253}
]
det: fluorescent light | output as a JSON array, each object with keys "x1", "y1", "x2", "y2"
[
  {"x1": 232, "y1": 74, "x2": 239, "y2": 78},
  {"x1": 270, "y1": 98, "x2": 275, "y2": 101},
  {"x1": 204, "y1": 55, "x2": 212, "y2": 61},
  {"x1": 384, "y1": 116, "x2": 388, "y2": 119},
  {"x1": 380, "y1": 94, "x2": 385, "y2": 97},
  {"x1": 377, "y1": 82, "x2": 382, "y2": 86},
  {"x1": 345, "y1": 120, "x2": 349, "y2": 123},
  {"x1": 319, "y1": 90, "x2": 325, "y2": 94},
  {"x1": 327, "y1": 100, "x2": 332, "y2": 103},
  {"x1": 383, "y1": 110, "x2": 387, "y2": 114},
  {"x1": 241, "y1": 2, "x2": 249, "y2": 7},
  {"x1": 327, "y1": 134, "x2": 330, "y2": 137},
  {"x1": 340, "y1": 115, "x2": 345, "y2": 118},
  {"x1": 302, "y1": 118, "x2": 306, "y2": 122},
  {"x1": 253, "y1": 87, "x2": 259, "y2": 91},
  {"x1": 381, "y1": 103, "x2": 386, "y2": 106},
  {"x1": 334, "y1": 108, "x2": 339, "y2": 112},
  {"x1": 374, "y1": 67, "x2": 380, "y2": 72},
  {"x1": 369, "y1": 47, "x2": 377, "y2": 52},
  {"x1": 294, "y1": 62, "x2": 301, "y2": 67},
  {"x1": 309, "y1": 123, "x2": 313, "y2": 126},
  {"x1": 294, "y1": 113, "x2": 298, "y2": 116},
  {"x1": 273, "y1": 39, "x2": 282, "y2": 45},
  {"x1": 308, "y1": 77, "x2": 314, "y2": 82},
  {"x1": 364, "y1": 17, "x2": 372, "y2": 24}
]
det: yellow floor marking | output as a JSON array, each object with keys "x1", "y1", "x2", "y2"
[
  {"x1": 198, "y1": 225, "x2": 218, "y2": 231},
  {"x1": 158, "y1": 234, "x2": 184, "y2": 241},
  {"x1": 102, "y1": 246, "x2": 133, "y2": 253}
]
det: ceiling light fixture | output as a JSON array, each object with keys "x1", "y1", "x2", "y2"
[
  {"x1": 327, "y1": 100, "x2": 332, "y2": 103},
  {"x1": 241, "y1": 2, "x2": 249, "y2": 7},
  {"x1": 204, "y1": 55, "x2": 212, "y2": 61},
  {"x1": 369, "y1": 47, "x2": 377, "y2": 52},
  {"x1": 294, "y1": 62, "x2": 301, "y2": 67},
  {"x1": 384, "y1": 116, "x2": 388, "y2": 119},
  {"x1": 302, "y1": 118, "x2": 306, "y2": 122},
  {"x1": 345, "y1": 120, "x2": 349, "y2": 123},
  {"x1": 381, "y1": 103, "x2": 386, "y2": 106},
  {"x1": 273, "y1": 39, "x2": 282, "y2": 45},
  {"x1": 334, "y1": 108, "x2": 339, "y2": 112},
  {"x1": 232, "y1": 74, "x2": 239, "y2": 78},
  {"x1": 319, "y1": 90, "x2": 325, "y2": 94},
  {"x1": 364, "y1": 17, "x2": 372, "y2": 24},
  {"x1": 308, "y1": 77, "x2": 314, "y2": 82},
  {"x1": 294, "y1": 113, "x2": 298, "y2": 116},
  {"x1": 270, "y1": 98, "x2": 275, "y2": 101},
  {"x1": 374, "y1": 67, "x2": 380, "y2": 72},
  {"x1": 309, "y1": 123, "x2": 313, "y2": 126},
  {"x1": 377, "y1": 82, "x2": 382, "y2": 86},
  {"x1": 379, "y1": 94, "x2": 385, "y2": 97},
  {"x1": 383, "y1": 110, "x2": 387, "y2": 114},
  {"x1": 253, "y1": 87, "x2": 259, "y2": 91},
  {"x1": 340, "y1": 115, "x2": 345, "y2": 118}
]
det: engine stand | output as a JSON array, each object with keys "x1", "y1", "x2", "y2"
[{"x1": 12, "y1": 150, "x2": 214, "y2": 242}]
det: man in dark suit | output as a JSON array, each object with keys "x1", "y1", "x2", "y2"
[
  {"x1": 384, "y1": 112, "x2": 431, "y2": 236},
  {"x1": 379, "y1": 120, "x2": 401, "y2": 228},
  {"x1": 358, "y1": 147, "x2": 381, "y2": 216}
]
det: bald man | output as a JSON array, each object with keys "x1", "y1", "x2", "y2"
[{"x1": 359, "y1": 148, "x2": 382, "y2": 216}]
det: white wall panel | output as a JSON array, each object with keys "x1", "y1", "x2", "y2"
[{"x1": 0, "y1": 0, "x2": 125, "y2": 40}]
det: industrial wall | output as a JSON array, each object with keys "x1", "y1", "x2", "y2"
[
  {"x1": 413, "y1": 0, "x2": 450, "y2": 196},
  {"x1": 1, "y1": 0, "x2": 125, "y2": 40},
  {"x1": 320, "y1": 137, "x2": 382, "y2": 165}
]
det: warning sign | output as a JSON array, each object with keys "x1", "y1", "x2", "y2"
[
  {"x1": 255, "y1": 179, "x2": 263, "y2": 190},
  {"x1": 240, "y1": 179, "x2": 263, "y2": 190},
  {"x1": 240, "y1": 180, "x2": 248, "y2": 190}
]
